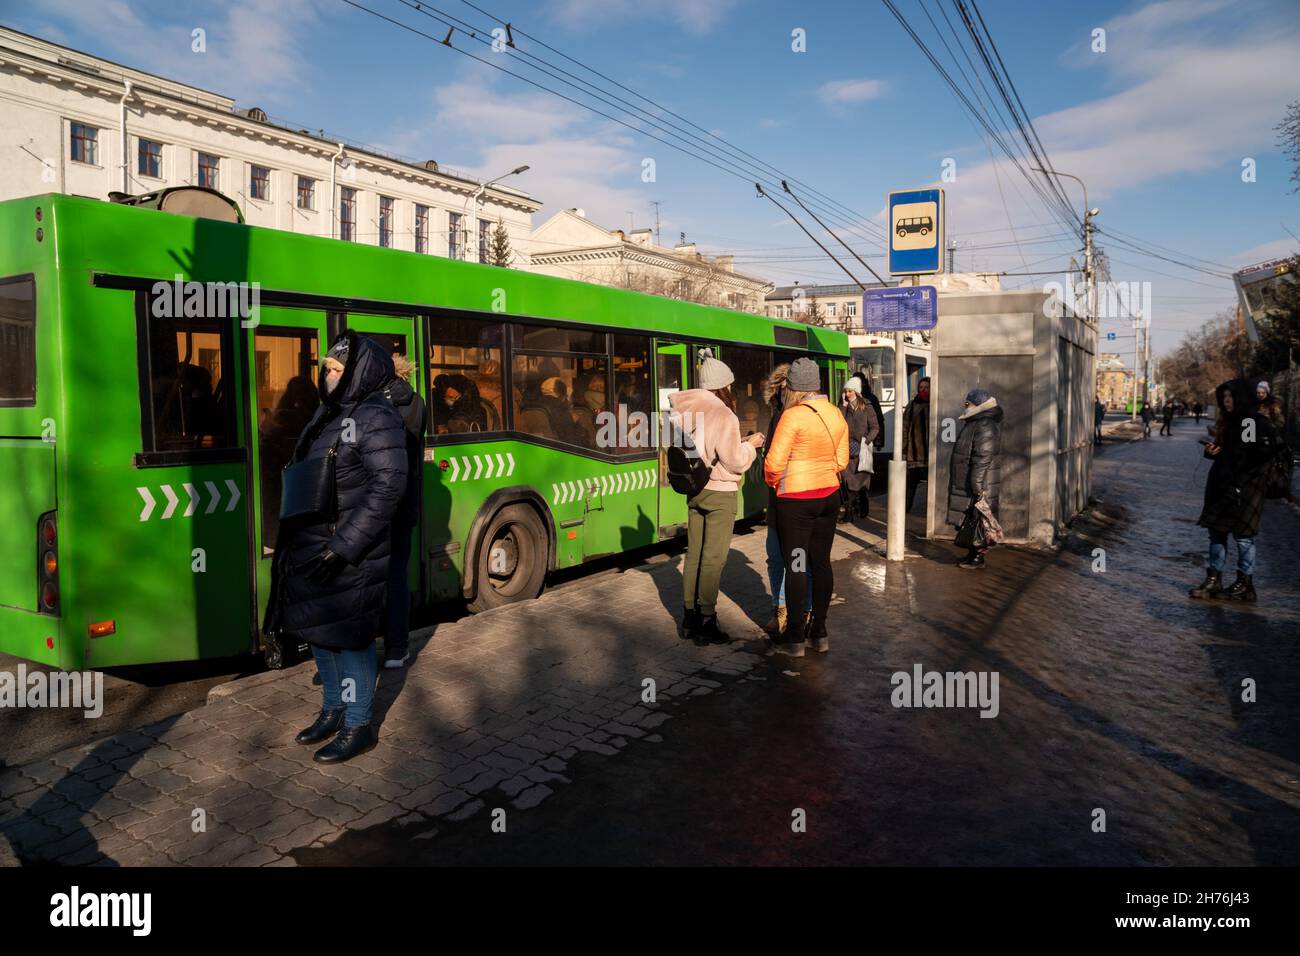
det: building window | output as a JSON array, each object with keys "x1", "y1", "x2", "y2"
[
  {"x1": 426, "y1": 318, "x2": 504, "y2": 434},
  {"x1": 296, "y1": 176, "x2": 315, "y2": 210},
  {"x1": 448, "y1": 211, "x2": 463, "y2": 259},
  {"x1": 0, "y1": 276, "x2": 36, "y2": 406},
  {"x1": 379, "y1": 196, "x2": 394, "y2": 248},
  {"x1": 250, "y1": 165, "x2": 271, "y2": 201},
  {"x1": 69, "y1": 123, "x2": 98, "y2": 165},
  {"x1": 478, "y1": 218, "x2": 491, "y2": 263},
  {"x1": 846, "y1": 301, "x2": 857, "y2": 318},
  {"x1": 197, "y1": 153, "x2": 220, "y2": 190},
  {"x1": 826, "y1": 302, "x2": 837, "y2": 318},
  {"x1": 415, "y1": 204, "x2": 429, "y2": 254},
  {"x1": 339, "y1": 187, "x2": 356, "y2": 241},
  {"x1": 138, "y1": 138, "x2": 163, "y2": 179}
]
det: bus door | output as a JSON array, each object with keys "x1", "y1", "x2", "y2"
[
  {"x1": 346, "y1": 312, "x2": 423, "y2": 602},
  {"x1": 654, "y1": 340, "x2": 691, "y2": 538},
  {"x1": 245, "y1": 307, "x2": 328, "y2": 631}
]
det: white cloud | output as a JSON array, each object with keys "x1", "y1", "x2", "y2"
[
  {"x1": 546, "y1": 0, "x2": 742, "y2": 35},
  {"x1": 817, "y1": 78, "x2": 886, "y2": 105}
]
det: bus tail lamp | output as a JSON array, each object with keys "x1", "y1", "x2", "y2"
[
  {"x1": 89, "y1": 620, "x2": 117, "y2": 638},
  {"x1": 37, "y1": 512, "x2": 59, "y2": 615}
]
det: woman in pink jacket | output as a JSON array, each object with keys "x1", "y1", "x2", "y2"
[{"x1": 668, "y1": 351, "x2": 765, "y2": 645}]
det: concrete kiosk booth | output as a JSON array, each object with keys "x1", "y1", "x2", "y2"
[{"x1": 923, "y1": 288, "x2": 1097, "y2": 546}]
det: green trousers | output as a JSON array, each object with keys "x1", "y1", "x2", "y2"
[{"x1": 683, "y1": 489, "x2": 737, "y2": 616}]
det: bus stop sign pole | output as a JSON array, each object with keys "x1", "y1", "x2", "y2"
[{"x1": 887, "y1": 316, "x2": 909, "y2": 561}]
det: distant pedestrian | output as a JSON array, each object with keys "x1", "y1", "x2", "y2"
[
  {"x1": 1193, "y1": 400, "x2": 1203, "y2": 423},
  {"x1": 1140, "y1": 403, "x2": 1154, "y2": 438},
  {"x1": 764, "y1": 357, "x2": 849, "y2": 656},
  {"x1": 266, "y1": 332, "x2": 409, "y2": 763},
  {"x1": 382, "y1": 354, "x2": 428, "y2": 669},
  {"x1": 1159, "y1": 401, "x2": 1175, "y2": 436},
  {"x1": 903, "y1": 376, "x2": 932, "y2": 511},
  {"x1": 1093, "y1": 395, "x2": 1106, "y2": 445},
  {"x1": 947, "y1": 387, "x2": 1004, "y2": 570},
  {"x1": 1256, "y1": 381, "x2": 1285, "y2": 432},
  {"x1": 1189, "y1": 379, "x2": 1277, "y2": 603},
  {"x1": 668, "y1": 351, "x2": 764, "y2": 645},
  {"x1": 839, "y1": 377, "x2": 879, "y2": 522},
  {"x1": 850, "y1": 368, "x2": 887, "y2": 456}
]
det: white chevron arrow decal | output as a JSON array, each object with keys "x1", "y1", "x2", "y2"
[
  {"x1": 484, "y1": 455, "x2": 496, "y2": 479},
  {"x1": 496, "y1": 453, "x2": 506, "y2": 478},
  {"x1": 204, "y1": 480, "x2": 220, "y2": 514},
  {"x1": 137, "y1": 487, "x2": 156, "y2": 522},
  {"x1": 474, "y1": 456, "x2": 484, "y2": 480},
  {"x1": 160, "y1": 485, "x2": 179, "y2": 520},
  {"x1": 505, "y1": 452, "x2": 515, "y2": 476},
  {"x1": 449, "y1": 458, "x2": 460, "y2": 482},
  {"x1": 225, "y1": 479, "x2": 241, "y2": 512},
  {"x1": 182, "y1": 483, "x2": 199, "y2": 518},
  {"x1": 552, "y1": 483, "x2": 560, "y2": 503}
]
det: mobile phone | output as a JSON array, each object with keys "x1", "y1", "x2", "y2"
[{"x1": 1197, "y1": 438, "x2": 1210, "y2": 446}]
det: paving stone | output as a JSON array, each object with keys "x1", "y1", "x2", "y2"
[
  {"x1": 511, "y1": 785, "x2": 554, "y2": 810},
  {"x1": 268, "y1": 817, "x2": 338, "y2": 854},
  {"x1": 227, "y1": 845, "x2": 283, "y2": 867},
  {"x1": 444, "y1": 798, "x2": 484, "y2": 822},
  {"x1": 424, "y1": 789, "x2": 472, "y2": 817},
  {"x1": 571, "y1": 738, "x2": 619, "y2": 757},
  {"x1": 350, "y1": 803, "x2": 407, "y2": 830}
]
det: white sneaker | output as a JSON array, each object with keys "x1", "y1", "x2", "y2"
[{"x1": 383, "y1": 651, "x2": 409, "y2": 670}]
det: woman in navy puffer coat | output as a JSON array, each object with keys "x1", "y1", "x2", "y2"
[{"x1": 270, "y1": 330, "x2": 408, "y2": 763}]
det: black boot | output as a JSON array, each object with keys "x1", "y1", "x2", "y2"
[
  {"x1": 1222, "y1": 575, "x2": 1256, "y2": 602},
  {"x1": 680, "y1": 607, "x2": 701, "y2": 641},
  {"x1": 313, "y1": 724, "x2": 377, "y2": 763},
  {"x1": 295, "y1": 707, "x2": 345, "y2": 745},
  {"x1": 693, "y1": 613, "x2": 730, "y2": 646},
  {"x1": 1188, "y1": 570, "x2": 1223, "y2": 600},
  {"x1": 807, "y1": 617, "x2": 829, "y2": 654},
  {"x1": 957, "y1": 549, "x2": 986, "y2": 570},
  {"x1": 837, "y1": 499, "x2": 854, "y2": 523}
]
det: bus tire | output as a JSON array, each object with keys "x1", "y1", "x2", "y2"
[{"x1": 467, "y1": 503, "x2": 548, "y2": 613}]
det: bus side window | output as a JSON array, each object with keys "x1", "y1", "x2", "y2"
[
  {"x1": 427, "y1": 317, "x2": 505, "y2": 437},
  {"x1": 139, "y1": 292, "x2": 236, "y2": 452},
  {"x1": 0, "y1": 276, "x2": 36, "y2": 407}
]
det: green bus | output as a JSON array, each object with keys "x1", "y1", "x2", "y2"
[{"x1": 0, "y1": 190, "x2": 849, "y2": 671}]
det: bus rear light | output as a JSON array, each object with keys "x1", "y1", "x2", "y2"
[
  {"x1": 37, "y1": 511, "x2": 59, "y2": 615},
  {"x1": 46, "y1": 637, "x2": 54, "y2": 650},
  {"x1": 89, "y1": 620, "x2": 117, "y2": 638}
]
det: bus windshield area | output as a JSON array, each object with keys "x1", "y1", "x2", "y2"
[{"x1": 850, "y1": 347, "x2": 894, "y2": 395}]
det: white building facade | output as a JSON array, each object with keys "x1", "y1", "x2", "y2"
[
  {"x1": 0, "y1": 27, "x2": 540, "y2": 262},
  {"x1": 530, "y1": 209, "x2": 773, "y2": 313}
]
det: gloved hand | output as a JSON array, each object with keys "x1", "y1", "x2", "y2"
[{"x1": 302, "y1": 548, "x2": 345, "y2": 585}]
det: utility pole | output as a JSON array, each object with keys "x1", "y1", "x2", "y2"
[
  {"x1": 1131, "y1": 314, "x2": 1141, "y2": 421},
  {"x1": 946, "y1": 238, "x2": 956, "y2": 274},
  {"x1": 651, "y1": 201, "x2": 662, "y2": 246}
]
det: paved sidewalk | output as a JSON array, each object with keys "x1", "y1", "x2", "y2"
[{"x1": 0, "y1": 518, "x2": 875, "y2": 866}]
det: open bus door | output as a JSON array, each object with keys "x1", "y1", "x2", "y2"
[{"x1": 654, "y1": 340, "x2": 690, "y2": 538}]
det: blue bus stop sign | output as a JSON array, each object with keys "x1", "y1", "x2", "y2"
[
  {"x1": 862, "y1": 286, "x2": 938, "y2": 332},
  {"x1": 888, "y1": 187, "x2": 945, "y2": 276}
]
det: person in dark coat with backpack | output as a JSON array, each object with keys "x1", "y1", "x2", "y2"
[
  {"x1": 381, "y1": 354, "x2": 428, "y2": 669},
  {"x1": 1189, "y1": 379, "x2": 1277, "y2": 603},
  {"x1": 271, "y1": 331, "x2": 409, "y2": 763},
  {"x1": 947, "y1": 387, "x2": 1004, "y2": 570}
]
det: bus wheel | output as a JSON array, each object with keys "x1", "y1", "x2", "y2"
[{"x1": 468, "y1": 504, "x2": 548, "y2": 613}]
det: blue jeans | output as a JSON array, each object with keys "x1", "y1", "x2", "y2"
[
  {"x1": 386, "y1": 522, "x2": 414, "y2": 656},
  {"x1": 1208, "y1": 529, "x2": 1256, "y2": 576},
  {"x1": 765, "y1": 512, "x2": 812, "y2": 612},
  {"x1": 312, "y1": 644, "x2": 378, "y2": 728}
]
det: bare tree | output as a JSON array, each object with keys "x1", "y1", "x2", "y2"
[{"x1": 1279, "y1": 101, "x2": 1300, "y2": 193}]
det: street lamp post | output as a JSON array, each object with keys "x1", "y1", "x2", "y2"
[{"x1": 462, "y1": 164, "x2": 530, "y2": 262}]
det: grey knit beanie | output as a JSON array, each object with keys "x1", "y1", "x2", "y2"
[
  {"x1": 697, "y1": 350, "x2": 734, "y2": 390},
  {"x1": 787, "y1": 357, "x2": 821, "y2": 391}
]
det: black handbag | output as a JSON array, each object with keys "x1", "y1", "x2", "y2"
[
  {"x1": 954, "y1": 504, "x2": 981, "y2": 549},
  {"x1": 280, "y1": 439, "x2": 340, "y2": 523},
  {"x1": 666, "y1": 445, "x2": 718, "y2": 498}
]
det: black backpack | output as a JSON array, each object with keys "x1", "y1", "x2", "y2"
[{"x1": 666, "y1": 444, "x2": 718, "y2": 498}]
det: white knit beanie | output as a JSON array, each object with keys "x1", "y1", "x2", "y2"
[
  {"x1": 843, "y1": 378, "x2": 862, "y2": 394},
  {"x1": 696, "y1": 349, "x2": 734, "y2": 390}
]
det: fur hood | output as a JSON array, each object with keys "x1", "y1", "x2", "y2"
[{"x1": 960, "y1": 395, "x2": 1000, "y2": 420}]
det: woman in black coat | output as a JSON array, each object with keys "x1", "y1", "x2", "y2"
[
  {"x1": 839, "y1": 377, "x2": 880, "y2": 521},
  {"x1": 1189, "y1": 379, "x2": 1276, "y2": 603},
  {"x1": 268, "y1": 331, "x2": 409, "y2": 763},
  {"x1": 947, "y1": 387, "x2": 1003, "y2": 569}
]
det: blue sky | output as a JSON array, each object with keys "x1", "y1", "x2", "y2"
[{"x1": 7, "y1": 0, "x2": 1299, "y2": 354}]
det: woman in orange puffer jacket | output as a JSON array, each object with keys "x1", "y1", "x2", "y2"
[{"x1": 763, "y1": 357, "x2": 849, "y2": 656}]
